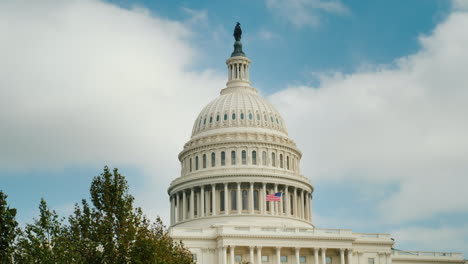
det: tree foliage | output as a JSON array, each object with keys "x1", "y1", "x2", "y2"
[
  {"x1": 0, "y1": 191, "x2": 19, "y2": 263},
  {"x1": 5, "y1": 166, "x2": 193, "y2": 264}
]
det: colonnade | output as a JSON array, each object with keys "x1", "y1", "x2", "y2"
[
  {"x1": 218, "y1": 246, "x2": 355, "y2": 264},
  {"x1": 170, "y1": 182, "x2": 312, "y2": 225},
  {"x1": 228, "y1": 60, "x2": 250, "y2": 81}
]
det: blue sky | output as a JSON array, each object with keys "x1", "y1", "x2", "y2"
[{"x1": 1, "y1": 0, "x2": 468, "y2": 256}]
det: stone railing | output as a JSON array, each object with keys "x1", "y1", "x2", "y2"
[{"x1": 393, "y1": 250, "x2": 464, "y2": 260}]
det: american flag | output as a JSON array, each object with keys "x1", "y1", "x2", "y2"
[{"x1": 266, "y1": 192, "x2": 282, "y2": 202}]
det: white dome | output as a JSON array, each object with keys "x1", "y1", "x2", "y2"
[{"x1": 191, "y1": 87, "x2": 288, "y2": 138}]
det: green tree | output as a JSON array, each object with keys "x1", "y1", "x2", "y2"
[
  {"x1": 14, "y1": 199, "x2": 70, "y2": 263},
  {"x1": 0, "y1": 191, "x2": 19, "y2": 264},
  {"x1": 67, "y1": 166, "x2": 193, "y2": 264}
]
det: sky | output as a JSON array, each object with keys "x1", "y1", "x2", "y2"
[{"x1": 1, "y1": 0, "x2": 468, "y2": 256}]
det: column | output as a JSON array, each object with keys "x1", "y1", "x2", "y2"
[
  {"x1": 285, "y1": 186, "x2": 290, "y2": 217},
  {"x1": 321, "y1": 248, "x2": 327, "y2": 264},
  {"x1": 237, "y1": 182, "x2": 242, "y2": 214},
  {"x1": 257, "y1": 247, "x2": 262, "y2": 264},
  {"x1": 190, "y1": 188, "x2": 195, "y2": 219},
  {"x1": 305, "y1": 192, "x2": 309, "y2": 221},
  {"x1": 309, "y1": 193, "x2": 313, "y2": 221},
  {"x1": 385, "y1": 252, "x2": 392, "y2": 264},
  {"x1": 276, "y1": 247, "x2": 281, "y2": 264},
  {"x1": 212, "y1": 184, "x2": 217, "y2": 216},
  {"x1": 200, "y1": 185, "x2": 205, "y2": 217},
  {"x1": 224, "y1": 183, "x2": 229, "y2": 215},
  {"x1": 249, "y1": 246, "x2": 255, "y2": 264},
  {"x1": 301, "y1": 190, "x2": 305, "y2": 219},
  {"x1": 295, "y1": 247, "x2": 301, "y2": 264},
  {"x1": 274, "y1": 184, "x2": 278, "y2": 215},
  {"x1": 279, "y1": 186, "x2": 283, "y2": 215},
  {"x1": 347, "y1": 249, "x2": 353, "y2": 264},
  {"x1": 262, "y1": 183, "x2": 267, "y2": 214},
  {"x1": 182, "y1": 190, "x2": 187, "y2": 221},
  {"x1": 340, "y1": 249, "x2": 345, "y2": 264},
  {"x1": 230, "y1": 246, "x2": 235, "y2": 264},
  {"x1": 293, "y1": 188, "x2": 298, "y2": 218},
  {"x1": 222, "y1": 246, "x2": 227, "y2": 264},
  {"x1": 170, "y1": 195, "x2": 175, "y2": 225},
  {"x1": 250, "y1": 182, "x2": 254, "y2": 214},
  {"x1": 314, "y1": 248, "x2": 319, "y2": 264}
]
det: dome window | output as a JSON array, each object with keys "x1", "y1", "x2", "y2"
[
  {"x1": 203, "y1": 118, "x2": 206, "y2": 125},
  {"x1": 242, "y1": 190, "x2": 248, "y2": 210},
  {"x1": 249, "y1": 113, "x2": 253, "y2": 120},
  {"x1": 280, "y1": 154, "x2": 283, "y2": 168},
  {"x1": 257, "y1": 114, "x2": 260, "y2": 120},
  {"x1": 211, "y1": 152, "x2": 216, "y2": 167},
  {"x1": 189, "y1": 158, "x2": 192, "y2": 172},
  {"x1": 287, "y1": 156, "x2": 290, "y2": 170},
  {"x1": 220, "y1": 191, "x2": 225, "y2": 212},
  {"x1": 264, "y1": 114, "x2": 267, "y2": 121},
  {"x1": 242, "y1": 150, "x2": 247, "y2": 165},
  {"x1": 270, "y1": 116, "x2": 274, "y2": 122},
  {"x1": 202, "y1": 154, "x2": 207, "y2": 169},
  {"x1": 271, "y1": 153, "x2": 276, "y2": 167},
  {"x1": 232, "y1": 113, "x2": 236, "y2": 120},
  {"x1": 262, "y1": 151, "x2": 267, "y2": 165},
  {"x1": 276, "y1": 118, "x2": 279, "y2": 124},
  {"x1": 195, "y1": 156, "x2": 199, "y2": 170},
  {"x1": 224, "y1": 114, "x2": 228, "y2": 121},
  {"x1": 231, "y1": 191, "x2": 237, "y2": 210},
  {"x1": 216, "y1": 115, "x2": 220, "y2": 122},
  {"x1": 252, "y1": 151, "x2": 257, "y2": 165},
  {"x1": 241, "y1": 113, "x2": 244, "y2": 120},
  {"x1": 254, "y1": 190, "x2": 259, "y2": 210},
  {"x1": 209, "y1": 116, "x2": 213, "y2": 123},
  {"x1": 221, "y1": 151, "x2": 226, "y2": 166},
  {"x1": 231, "y1": 151, "x2": 236, "y2": 165}
]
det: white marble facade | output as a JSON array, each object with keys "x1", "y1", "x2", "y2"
[{"x1": 167, "y1": 39, "x2": 466, "y2": 264}]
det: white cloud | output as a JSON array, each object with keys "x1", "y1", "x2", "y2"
[
  {"x1": 265, "y1": 0, "x2": 349, "y2": 27},
  {"x1": 392, "y1": 225, "x2": 468, "y2": 253},
  {"x1": 0, "y1": 0, "x2": 224, "y2": 220},
  {"x1": 269, "y1": 10, "x2": 468, "y2": 223}
]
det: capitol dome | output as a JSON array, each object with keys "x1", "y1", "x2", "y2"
[
  {"x1": 168, "y1": 28, "x2": 313, "y2": 229},
  {"x1": 191, "y1": 88, "x2": 288, "y2": 138}
]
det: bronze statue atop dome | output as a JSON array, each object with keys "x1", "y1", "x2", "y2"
[
  {"x1": 231, "y1": 22, "x2": 245, "y2": 57},
  {"x1": 234, "y1": 22, "x2": 242, "y2": 41}
]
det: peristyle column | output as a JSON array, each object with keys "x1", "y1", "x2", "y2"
[
  {"x1": 182, "y1": 190, "x2": 187, "y2": 221},
  {"x1": 230, "y1": 246, "x2": 235, "y2": 264},
  {"x1": 340, "y1": 249, "x2": 345, "y2": 264},
  {"x1": 249, "y1": 182, "x2": 254, "y2": 214},
  {"x1": 200, "y1": 185, "x2": 205, "y2": 217},
  {"x1": 249, "y1": 246, "x2": 255, "y2": 264},
  {"x1": 224, "y1": 183, "x2": 229, "y2": 215},
  {"x1": 257, "y1": 247, "x2": 262, "y2": 264},
  {"x1": 212, "y1": 184, "x2": 217, "y2": 216},
  {"x1": 276, "y1": 247, "x2": 281, "y2": 264},
  {"x1": 295, "y1": 247, "x2": 301, "y2": 264},
  {"x1": 190, "y1": 188, "x2": 194, "y2": 219},
  {"x1": 314, "y1": 248, "x2": 319, "y2": 264},
  {"x1": 321, "y1": 248, "x2": 327, "y2": 264},
  {"x1": 237, "y1": 182, "x2": 242, "y2": 214},
  {"x1": 347, "y1": 249, "x2": 353, "y2": 264}
]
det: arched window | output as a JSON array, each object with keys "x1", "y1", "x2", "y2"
[
  {"x1": 216, "y1": 115, "x2": 220, "y2": 122},
  {"x1": 231, "y1": 191, "x2": 237, "y2": 211},
  {"x1": 266, "y1": 190, "x2": 270, "y2": 211},
  {"x1": 232, "y1": 113, "x2": 236, "y2": 120},
  {"x1": 220, "y1": 191, "x2": 225, "y2": 212},
  {"x1": 209, "y1": 191, "x2": 213, "y2": 213},
  {"x1": 270, "y1": 116, "x2": 274, "y2": 122},
  {"x1": 271, "y1": 153, "x2": 276, "y2": 167},
  {"x1": 224, "y1": 114, "x2": 228, "y2": 121},
  {"x1": 280, "y1": 154, "x2": 283, "y2": 168},
  {"x1": 242, "y1": 190, "x2": 248, "y2": 210},
  {"x1": 221, "y1": 151, "x2": 226, "y2": 166},
  {"x1": 241, "y1": 113, "x2": 244, "y2": 119},
  {"x1": 252, "y1": 151, "x2": 257, "y2": 165},
  {"x1": 211, "y1": 152, "x2": 216, "y2": 167},
  {"x1": 249, "y1": 113, "x2": 253, "y2": 120},
  {"x1": 203, "y1": 154, "x2": 206, "y2": 169},
  {"x1": 209, "y1": 116, "x2": 213, "y2": 123},
  {"x1": 190, "y1": 158, "x2": 192, "y2": 172},
  {"x1": 254, "y1": 190, "x2": 259, "y2": 210},
  {"x1": 231, "y1": 151, "x2": 236, "y2": 165},
  {"x1": 242, "y1": 150, "x2": 247, "y2": 165},
  {"x1": 262, "y1": 151, "x2": 267, "y2": 165},
  {"x1": 290, "y1": 193, "x2": 294, "y2": 215},
  {"x1": 203, "y1": 118, "x2": 206, "y2": 124},
  {"x1": 195, "y1": 156, "x2": 199, "y2": 170},
  {"x1": 194, "y1": 193, "x2": 198, "y2": 216},
  {"x1": 287, "y1": 156, "x2": 290, "y2": 170},
  {"x1": 257, "y1": 113, "x2": 260, "y2": 120}
]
